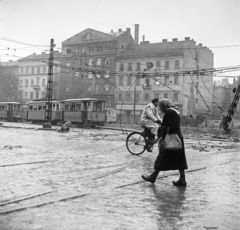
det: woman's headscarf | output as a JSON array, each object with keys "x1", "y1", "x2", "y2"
[{"x1": 159, "y1": 98, "x2": 172, "y2": 113}]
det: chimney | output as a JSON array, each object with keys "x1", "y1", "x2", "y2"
[
  {"x1": 126, "y1": 28, "x2": 130, "y2": 34},
  {"x1": 172, "y1": 38, "x2": 178, "y2": 41},
  {"x1": 118, "y1": 29, "x2": 122, "y2": 32},
  {"x1": 185, "y1": 37, "x2": 190, "y2": 41},
  {"x1": 143, "y1": 35, "x2": 145, "y2": 42},
  {"x1": 162, "y1": 39, "x2": 168, "y2": 42},
  {"x1": 111, "y1": 30, "x2": 113, "y2": 33},
  {"x1": 134, "y1": 24, "x2": 139, "y2": 45}
]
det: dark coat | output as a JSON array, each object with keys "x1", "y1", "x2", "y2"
[{"x1": 154, "y1": 108, "x2": 188, "y2": 171}]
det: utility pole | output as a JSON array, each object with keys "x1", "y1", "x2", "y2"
[
  {"x1": 43, "y1": 39, "x2": 54, "y2": 128},
  {"x1": 133, "y1": 81, "x2": 136, "y2": 123}
]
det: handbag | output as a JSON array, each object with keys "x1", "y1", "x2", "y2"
[{"x1": 163, "y1": 128, "x2": 182, "y2": 150}]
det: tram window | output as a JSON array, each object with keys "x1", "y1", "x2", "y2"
[
  {"x1": 43, "y1": 106, "x2": 46, "y2": 110},
  {"x1": 29, "y1": 106, "x2": 33, "y2": 110},
  {"x1": 81, "y1": 103, "x2": 86, "y2": 111},
  {"x1": 56, "y1": 104, "x2": 59, "y2": 111},
  {"x1": 87, "y1": 102, "x2": 92, "y2": 111},
  {"x1": 93, "y1": 102, "x2": 97, "y2": 111},
  {"x1": 76, "y1": 103, "x2": 81, "y2": 111},
  {"x1": 96, "y1": 102, "x2": 101, "y2": 111},
  {"x1": 71, "y1": 104, "x2": 75, "y2": 111},
  {"x1": 38, "y1": 106, "x2": 43, "y2": 110},
  {"x1": 52, "y1": 104, "x2": 56, "y2": 111},
  {"x1": 65, "y1": 104, "x2": 70, "y2": 111},
  {"x1": 33, "y1": 106, "x2": 37, "y2": 110},
  {"x1": 101, "y1": 102, "x2": 105, "y2": 111}
]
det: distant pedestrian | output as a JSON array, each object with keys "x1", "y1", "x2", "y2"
[{"x1": 142, "y1": 98, "x2": 188, "y2": 187}]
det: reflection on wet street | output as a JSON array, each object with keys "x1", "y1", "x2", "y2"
[{"x1": 0, "y1": 124, "x2": 239, "y2": 230}]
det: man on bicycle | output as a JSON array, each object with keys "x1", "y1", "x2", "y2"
[{"x1": 140, "y1": 98, "x2": 161, "y2": 152}]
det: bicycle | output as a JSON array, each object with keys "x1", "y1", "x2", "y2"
[{"x1": 126, "y1": 128, "x2": 162, "y2": 155}]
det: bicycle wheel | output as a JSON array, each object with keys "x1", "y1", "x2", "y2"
[{"x1": 126, "y1": 132, "x2": 147, "y2": 155}]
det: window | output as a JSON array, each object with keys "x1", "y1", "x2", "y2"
[
  {"x1": 66, "y1": 49, "x2": 71, "y2": 54},
  {"x1": 118, "y1": 93, "x2": 123, "y2": 102},
  {"x1": 128, "y1": 63, "x2": 132, "y2": 71},
  {"x1": 136, "y1": 77, "x2": 140, "y2": 86},
  {"x1": 144, "y1": 93, "x2": 149, "y2": 102},
  {"x1": 104, "y1": 71, "x2": 109, "y2": 78},
  {"x1": 105, "y1": 58, "x2": 110, "y2": 65},
  {"x1": 37, "y1": 67, "x2": 40, "y2": 74},
  {"x1": 104, "y1": 85, "x2": 109, "y2": 91},
  {"x1": 36, "y1": 92, "x2": 39, "y2": 99},
  {"x1": 43, "y1": 66, "x2": 46, "y2": 73},
  {"x1": 164, "y1": 76, "x2": 169, "y2": 85},
  {"x1": 88, "y1": 86, "x2": 92, "y2": 92},
  {"x1": 88, "y1": 59, "x2": 93, "y2": 66},
  {"x1": 145, "y1": 77, "x2": 150, "y2": 87},
  {"x1": 119, "y1": 76, "x2": 123, "y2": 86},
  {"x1": 174, "y1": 74, "x2": 179, "y2": 84},
  {"x1": 88, "y1": 72, "x2": 93, "y2": 78},
  {"x1": 31, "y1": 79, "x2": 34, "y2": 86},
  {"x1": 175, "y1": 60, "x2": 179, "y2": 69},
  {"x1": 165, "y1": 61, "x2": 169, "y2": 70},
  {"x1": 32, "y1": 67, "x2": 34, "y2": 74},
  {"x1": 30, "y1": 92, "x2": 33, "y2": 99},
  {"x1": 173, "y1": 93, "x2": 178, "y2": 102},
  {"x1": 19, "y1": 91, "x2": 23, "y2": 99},
  {"x1": 42, "y1": 79, "x2": 45, "y2": 86},
  {"x1": 41, "y1": 92, "x2": 45, "y2": 98},
  {"x1": 121, "y1": 44, "x2": 124, "y2": 49},
  {"x1": 136, "y1": 63, "x2": 140, "y2": 71},
  {"x1": 154, "y1": 93, "x2": 159, "y2": 99},
  {"x1": 126, "y1": 93, "x2": 131, "y2": 102},
  {"x1": 156, "y1": 61, "x2": 160, "y2": 69},
  {"x1": 155, "y1": 76, "x2": 160, "y2": 85},
  {"x1": 127, "y1": 75, "x2": 131, "y2": 86},
  {"x1": 135, "y1": 93, "x2": 140, "y2": 102},
  {"x1": 25, "y1": 79, "x2": 28, "y2": 87},
  {"x1": 96, "y1": 58, "x2": 101, "y2": 65},
  {"x1": 25, "y1": 92, "x2": 28, "y2": 98},
  {"x1": 36, "y1": 78, "x2": 40, "y2": 86},
  {"x1": 120, "y1": 63, "x2": 124, "y2": 71},
  {"x1": 164, "y1": 93, "x2": 168, "y2": 99}
]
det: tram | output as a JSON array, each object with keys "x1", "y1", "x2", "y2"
[
  {"x1": 62, "y1": 98, "x2": 106, "y2": 126},
  {"x1": 105, "y1": 108, "x2": 117, "y2": 123},
  {"x1": 0, "y1": 102, "x2": 22, "y2": 121},
  {"x1": 26, "y1": 100, "x2": 62, "y2": 125}
]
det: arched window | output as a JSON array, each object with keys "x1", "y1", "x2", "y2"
[
  {"x1": 88, "y1": 59, "x2": 93, "y2": 66},
  {"x1": 105, "y1": 58, "x2": 110, "y2": 65},
  {"x1": 121, "y1": 44, "x2": 124, "y2": 49},
  {"x1": 96, "y1": 58, "x2": 101, "y2": 65}
]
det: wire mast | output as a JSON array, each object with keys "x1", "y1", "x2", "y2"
[
  {"x1": 43, "y1": 39, "x2": 54, "y2": 128},
  {"x1": 223, "y1": 79, "x2": 240, "y2": 133}
]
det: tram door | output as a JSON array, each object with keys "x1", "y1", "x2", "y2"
[
  {"x1": 82, "y1": 101, "x2": 88, "y2": 124},
  {"x1": 7, "y1": 104, "x2": 13, "y2": 121}
]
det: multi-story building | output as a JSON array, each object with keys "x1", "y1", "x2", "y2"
[
  {"x1": 60, "y1": 27, "x2": 135, "y2": 107},
  {"x1": 116, "y1": 35, "x2": 214, "y2": 122},
  {"x1": 0, "y1": 60, "x2": 19, "y2": 102},
  {"x1": 18, "y1": 51, "x2": 61, "y2": 103}
]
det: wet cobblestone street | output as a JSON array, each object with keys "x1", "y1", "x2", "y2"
[{"x1": 0, "y1": 122, "x2": 239, "y2": 230}]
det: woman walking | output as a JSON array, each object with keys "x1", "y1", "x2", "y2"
[{"x1": 141, "y1": 98, "x2": 188, "y2": 187}]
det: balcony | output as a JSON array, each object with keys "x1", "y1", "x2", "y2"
[{"x1": 32, "y1": 85, "x2": 40, "y2": 91}]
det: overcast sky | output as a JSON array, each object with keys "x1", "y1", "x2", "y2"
[{"x1": 1, "y1": 0, "x2": 240, "y2": 81}]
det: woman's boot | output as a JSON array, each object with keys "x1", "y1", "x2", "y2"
[
  {"x1": 172, "y1": 170, "x2": 187, "y2": 187},
  {"x1": 141, "y1": 170, "x2": 159, "y2": 184}
]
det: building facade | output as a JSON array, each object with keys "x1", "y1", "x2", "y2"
[
  {"x1": 116, "y1": 36, "x2": 214, "y2": 123},
  {"x1": 60, "y1": 27, "x2": 134, "y2": 107},
  {"x1": 18, "y1": 52, "x2": 61, "y2": 103}
]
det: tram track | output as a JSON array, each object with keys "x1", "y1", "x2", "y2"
[{"x1": 0, "y1": 151, "x2": 238, "y2": 216}]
